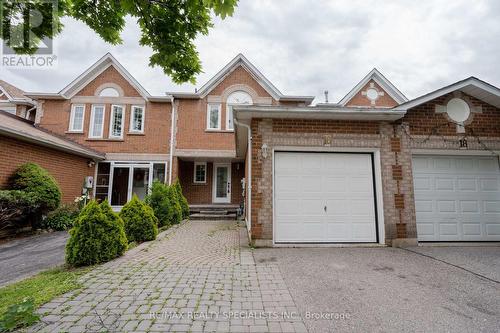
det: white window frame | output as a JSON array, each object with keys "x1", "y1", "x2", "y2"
[
  {"x1": 89, "y1": 104, "x2": 106, "y2": 139},
  {"x1": 226, "y1": 104, "x2": 235, "y2": 131},
  {"x1": 129, "y1": 105, "x2": 145, "y2": 133},
  {"x1": 109, "y1": 104, "x2": 125, "y2": 139},
  {"x1": 206, "y1": 103, "x2": 221, "y2": 130},
  {"x1": 68, "y1": 104, "x2": 85, "y2": 132},
  {"x1": 193, "y1": 162, "x2": 207, "y2": 184}
]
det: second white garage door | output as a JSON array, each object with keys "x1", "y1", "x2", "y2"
[
  {"x1": 413, "y1": 155, "x2": 500, "y2": 241},
  {"x1": 274, "y1": 152, "x2": 377, "y2": 243}
]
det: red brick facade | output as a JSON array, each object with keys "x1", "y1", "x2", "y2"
[{"x1": 0, "y1": 135, "x2": 95, "y2": 203}]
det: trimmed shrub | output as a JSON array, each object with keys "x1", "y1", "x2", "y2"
[
  {"x1": 168, "y1": 186, "x2": 183, "y2": 224},
  {"x1": 0, "y1": 190, "x2": 36, "y2": 230},
  {"x1": 145, "y1": 181, "x2": 173, "y2": 228},
  {"x1": 10, "y1": 163, "x2": 61, "y2": 215},
  {"x1": 65, "y1": 200, "x2": 128, "y2": 266},
  {"x1": 41, "y1": 204, "x2": 79, "y2": 231},
  {"x1": 173, "y1": 180, "x2": 189, "y2": 219},
  {"x1": 120, "y1": 195, "x2": 158, "y2": 243}
]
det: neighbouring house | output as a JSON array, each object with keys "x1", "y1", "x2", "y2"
[
  {"x1": 4, "y1": 52, "x2": 500, "y2": 246},
  {"x1": 0, "y1": 80, "x2": 36, "y2": 121},
  {"x1": 0, "y1": 111, "x2": 104, "y2": 202}
]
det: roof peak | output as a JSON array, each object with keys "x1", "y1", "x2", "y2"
[{"x1": 338, "y1": 68, "x2": 408, "y2": 106}]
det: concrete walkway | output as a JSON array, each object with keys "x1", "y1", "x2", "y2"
[
  {"x1": 31, "y1": 221, "x2": 307, "y2": 333},
  {"x1": 0, "y1": 231, "x2": 69, "y2": 287}
]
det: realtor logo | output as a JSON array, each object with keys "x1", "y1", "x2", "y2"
[{"x1": 1, "y1": 0, "x2": 58, "y2": 68}]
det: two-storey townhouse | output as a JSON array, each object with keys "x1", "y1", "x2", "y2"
[
  {"x1": 26, "y1": 54, "x2": 173, "y2": 209},
  {"x1": 168, "y1": 54, "x2": 314, "y2": 212}
]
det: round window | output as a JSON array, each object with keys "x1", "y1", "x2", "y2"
[
  {"x1": 446, "y1": 98, "x2": 470, "y2": 123},
  {"x1": 366, "y1": 88, "x2": 379, "y2": 101}
]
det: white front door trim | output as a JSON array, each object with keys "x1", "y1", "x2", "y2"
[
  {"x1": 213, "y1": 163, "x2": 232, "y2": 203},
  {"x1": 272, "y1": 146, "x2": 385, "y2": 245}
]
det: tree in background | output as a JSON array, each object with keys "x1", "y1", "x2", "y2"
[{"x1": 0, "y1": 0, "x2": 238, "y2": 83}]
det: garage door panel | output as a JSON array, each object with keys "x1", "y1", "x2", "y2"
[
  {"x1": 275, "y1": 175, "x2": 298, "y2": 192},
  {"x1": 457, "y1": 178, "x2": 477, "y2": 191},
  {"x1": 301, "y1": 176, "x2": 322, "y2": 192},
  {"x1": 481, "y1": 179, "x2": 499, "y2": 191},
  {"x1": 275, "y1": 199, "x2": 300, "y2": 215},
  {"x1": 413, "y1": 155, "x2": 500, "y2": 241},
  {"x1": 275, "y1": 152, "x2": 377, "y2": 243},
  {"x1": 460, "y1": 201, "x2": 479, "y2": 213}
]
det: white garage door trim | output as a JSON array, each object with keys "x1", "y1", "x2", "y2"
[
  {"x1": 272, "y1": 147, "x2": 385, "y2": 245},
  {"x1": 413, "y1": 152, "x2": 500, "y2": 242}
]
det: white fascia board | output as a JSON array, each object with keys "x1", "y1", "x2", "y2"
[
  {"x1": 0, "y1": 86, "x2": 13, "y2": 101},
  {"x1": 59, "y1": 53, "x2": 151, "y2": 100},
  {"x1": 233, "y1": 107, "x2": 406, "y2": 122},
  {"x1": 393, "y1": 77, "x2": 500, "y2": 111},
  {"x1": 197, "y1": 54, "x2": 283, "y2": 100},
  {"x1": 339, "y1": 68, "x2": 408, "y2": 106}
]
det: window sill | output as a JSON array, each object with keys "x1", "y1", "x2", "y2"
[
  {"x1": 205, "y1": 129, "x2": 234, "y2": 133},
  {"x1": 127, "y1": 132, "x2": 145, "y2": 136},
  {"x1": 86, "y1": 138, "x2": 124, "y2": 142},
  {"x1": 66, "y1": 131, "x2": 84, "y2": 134}
]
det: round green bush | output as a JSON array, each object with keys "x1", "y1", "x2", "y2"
[
  {"x1": 41, "y1": 204, "x2": 79, "y2": 231},
  {"x1": 145, "y1": 181, "x2": 173, "y2": 227},
  {"x1": 65, "y1": 200, "x2": 128, "y2": 266},
  {"x1": 10, "y1": 163, "x2": 61, "y2": 214},
  {"x1": 120, "y1": 195, "x2": 158, "y2": 243},
  {"x1": 173, "y1": 181, "x2": 190, "y2": 219}
]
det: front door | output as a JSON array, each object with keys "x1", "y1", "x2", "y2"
[{"x1": 213, "y1": 164, "x2": 231, "y2": 203}]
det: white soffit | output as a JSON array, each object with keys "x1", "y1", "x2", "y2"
[
  {"x1": 393, "y1": 77, "x2": 500, "y2": 111},
  {"x1": 58, "y1": 53, "x2": 152, "y2": 100},
  {"x1": 339, "y1": 68, "x2": 408, "y2": 106},
  {"x1": 196, "y1": 53, "x2": 283, "y2": 100}
]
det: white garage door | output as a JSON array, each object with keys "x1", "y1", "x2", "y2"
[
  {"x1": 274, "y1": 152, "x2": 377, "y2": 243},
  {"x1": 413, "y1": 155, "x2": 500, "y2": 241}
]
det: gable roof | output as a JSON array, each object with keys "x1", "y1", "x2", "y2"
[
  {"x1": 0, "y1": 80, "x2": 35, "y2": 105},
  {"x1": 169, "y1": 54, "x2": 315, "y2": 104},
  {"x1": 339, "y1": 68, "x2": 408, "y2": 106},
  {"x1": 0, "y1": 111, "x2": 104, "y2": 160},
  {"x1": 26, "y1": 53, "x2": 171, "y2": 102},
  {"x1": 393, "y1": 77, "x2": 500, "y2": 111},
  {"x1": 59, "y1": 53, "x2": 152, "y2": 99}
]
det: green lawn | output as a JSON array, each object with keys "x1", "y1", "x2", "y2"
[{"x1": 0, "y1": 266, "x2": 91, "y2": 317}]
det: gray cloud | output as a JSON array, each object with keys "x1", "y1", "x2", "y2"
[{"x1": 1, "y1": 0, "x2": 499, "y2": 104}]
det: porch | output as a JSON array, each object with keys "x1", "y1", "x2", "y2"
[{"x1": 175, "y1": 156, "x2": 245, "y2": 206}]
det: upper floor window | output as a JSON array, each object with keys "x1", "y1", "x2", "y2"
[
  {"x1": 99, "y1": 87, "x2": 120, "y2": 97},
  {"x1": 194, "y1": 162, "x2": 207, "y2": 183},
  {"x1": 207, "y1": 104, "x2": 221, "y2": 130},
  {"x1": 89, "y1": 104, "x2": 105, "y2": 138},
  {"x1": 226, "y1": 91, "x2": 252, "y2": 130},
  {"x1": 69, "y1": 104, "x2": 85, "y2": 132},
  {"x1": 130, "y1": 105, "x2": 145, "y2": 133},
  {"x1": 109, "y1": 105, "x2": 124, "y2": 139}
]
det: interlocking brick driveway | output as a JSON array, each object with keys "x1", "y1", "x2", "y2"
[{"x1": 31, "y1": 221, "x2": 307, "y2": 333}]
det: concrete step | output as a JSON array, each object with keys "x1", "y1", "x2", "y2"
[
  {"x1": 189, "y1": 204, "x2": 239, "y2": 214},
  {"x1": 189, "y1": 213, "x2": 237, "y2": 221},
  {"x1": 200, "y1": 210, "x2": 228, "y2": 215}
]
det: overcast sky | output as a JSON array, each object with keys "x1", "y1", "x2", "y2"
[{"x1": 1, "y1": 0, "x2": 499, "y2": 104}]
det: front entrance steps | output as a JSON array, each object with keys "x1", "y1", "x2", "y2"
[{"x1": 189, "y1": 204, "x2": 239, "y2": 221}]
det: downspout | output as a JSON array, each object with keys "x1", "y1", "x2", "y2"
[
  {"x1": 234, "y1": 118, "x2": 252, "y2": 232},
  {"x1": 168, "y1": 97, "x2": 176, "y2": 185}
]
